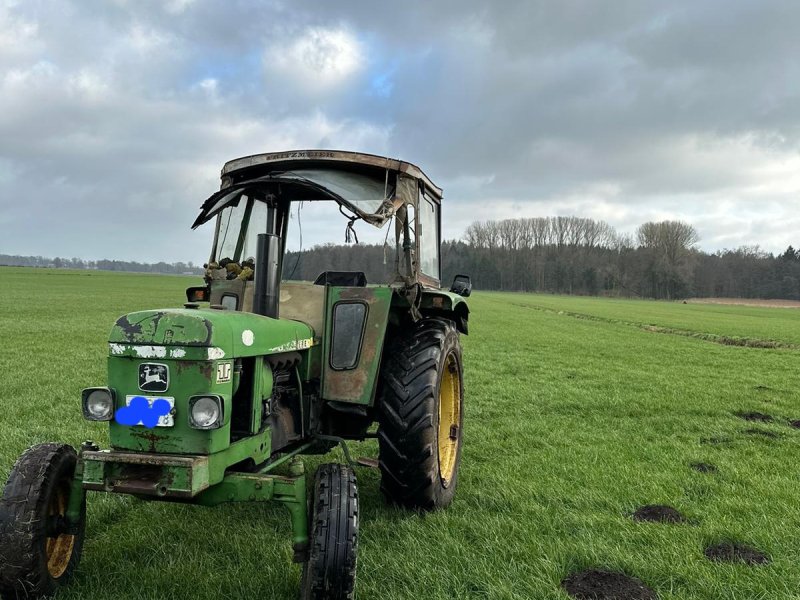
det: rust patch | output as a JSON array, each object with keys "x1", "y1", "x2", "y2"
[
  {"x1": 326, "y1": 367, "x2": 369, "y2": 399},
  {"x1": 175, "y1": 360, "x2": 195, "y2": 374},
  {"x1": 337, "y1": 287, "x2": 369, "y2": 300},
  {"x1": 175, "y1": 360, "x2": 214, "y2": 381},
  {"x1": 130, "y1": 429, "x2": 168, "y2": 453},
  {"x1": 199, "y1": 362, "x2": 214, "y2": 382}
]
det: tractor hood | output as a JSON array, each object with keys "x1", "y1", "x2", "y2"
[{"x1": 108, "y1": 308, "x2": 314, "y2": 360}]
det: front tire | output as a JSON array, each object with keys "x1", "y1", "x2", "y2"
[
  {"x1": 377, "y1": 318, "x2": 464, "y2": 510},
  {"x1": 300, "y1": 463, "x2": 358, "y2": 600},
  {"x1": 0, "y1": 443, "x2": 86, "y2": 600}
]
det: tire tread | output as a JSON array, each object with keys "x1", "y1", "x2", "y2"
[
  {"x1": 377, "y1": 318, "x2": 463, "y2": 510},
  {"x1": 0, "y1": 443, "x2": 85, "y2": 600},
  {"x1": 302, "y1": 463, "x2": 358, "y2": 600}
]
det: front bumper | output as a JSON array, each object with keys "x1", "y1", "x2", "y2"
[{"x1": 81, "y1": 450, "x2": 210, "y2": 498}]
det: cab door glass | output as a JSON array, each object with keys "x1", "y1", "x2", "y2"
[{"x1": 419, "y1": 193, "x2": 440, "y2": 279}]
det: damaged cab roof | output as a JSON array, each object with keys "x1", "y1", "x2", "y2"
[{"x1": 192, "y1": 149, "x2": 442, "y2": 230}]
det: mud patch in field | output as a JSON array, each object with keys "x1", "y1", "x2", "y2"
[
  {"x1": 742, "y1": 428, "x2": 780, "y2": 439},
  {"x1": 512, "y1": 303, "x2": 799, "y2": 350},
  {"x1": 563, "y1": 570, "x2": 657, "y2": 600},
  {"x1": 754, "y1": 385, "x2": 773, "y2": 392},
  {"x1": 789, "y1": 420, "x2": 800, "y2": 429},
  {"x1": 704, "y1": 542, "x2": 769, "y2": 565},
  {"x1": 735, "y1": 411, "x2": 773, "y2": 422},
  {"x1": 633, "y1": 505, "x2": 686, "y2": 524},
  {"x1": 688, "y1": 298, "x2": 800, "y2": 309},
  {"x1": 690, "y1": 462, "x2": 718, "y2": 473}
]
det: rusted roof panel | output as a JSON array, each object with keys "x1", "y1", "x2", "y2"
[{"x1": 221, "y1": 149, "x2": 443, "y2": 199}]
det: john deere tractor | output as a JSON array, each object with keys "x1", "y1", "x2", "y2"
[{"x1": 0, "y1": 150, "x2": 471, "y2": 599}]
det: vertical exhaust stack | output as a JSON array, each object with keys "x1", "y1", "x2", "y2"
[{"x1": 254, "y1": 233, "x2": 280, "y2": 318}]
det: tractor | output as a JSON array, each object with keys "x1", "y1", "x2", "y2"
[{"x1": 0, "y1": 150, "x2": 471, "y2": 599}]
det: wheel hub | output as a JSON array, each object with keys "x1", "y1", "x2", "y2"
[
  {"x1": 45, "y1": 485, "x2": 76, "y2": 579},
  {"x1": 437, "y1": 352, "x2": 461, "y2": 486}
]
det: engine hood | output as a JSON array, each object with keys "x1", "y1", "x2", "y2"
[{"x1": 108, "y1": 308, "x2": 315, "y2": 360}]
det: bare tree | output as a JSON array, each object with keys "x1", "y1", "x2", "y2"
[{"x1": 636, "y1": 220, "x2": 700, "y2": 298}]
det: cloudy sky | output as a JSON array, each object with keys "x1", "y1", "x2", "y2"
[{"x1": 1, "y1": 0, "x2": 799, "y2": 263}]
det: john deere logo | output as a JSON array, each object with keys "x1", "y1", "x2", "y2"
[{"x1": 138, "y1": 363, "x2": 169, "y2": 392}]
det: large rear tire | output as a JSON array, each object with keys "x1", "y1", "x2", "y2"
[
  {"x1": 377, "y1": 318, "x2": 464, "y2": 510},
  {"x1": 300, "y1": 463, "x2": 358, "y2": 600},
  {"x1": 0, "y1": 443, "x2": 86, "y2": 600}
]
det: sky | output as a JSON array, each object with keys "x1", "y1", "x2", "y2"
[{"x1": 1, "y1": 0, "x2": 799, "y2": 263}]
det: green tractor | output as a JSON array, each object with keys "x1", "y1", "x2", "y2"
[{"x1": 0, "y1": 150, "x2": 471, "y2": 599}]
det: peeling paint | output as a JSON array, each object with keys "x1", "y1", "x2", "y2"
[
  {"x1": 208, "y1": 347, "x2": 226, "y2": 360},
  {"x1": 170, "y1": 348, "x2": 187, "y2": 359},
  {"x1": 110, "y1": 343, "x2": 126, "y2": 355},
  {"x1": 133, "y1": 345, "x2": 168, "y2": 359},
  {"x1": 115, "y1": 315, "x2": 143, "y2": 341},
  {"x1": 111, "y1": 310, "x2": 214, "y2": 346},
  {"x1": 267, "y1": 337, "x2": 315, "y2": 353}
]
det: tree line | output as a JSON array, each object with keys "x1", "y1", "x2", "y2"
[
  {"x1": 0, "y1": 254, "x2": 203, "y2": 275},
  {"x1": 5, "y1": 216, "x2": 800, "y2": 300},
  {"x1": 450, "y1": 217, "x2": 800, "y2": 300},
  {"x1": 287, "y1": 216, "x2": 800, "y2": 301}
]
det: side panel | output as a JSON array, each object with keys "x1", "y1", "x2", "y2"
[
  {"x1": 279, "y1": 282, "x2": 326, "y2": 342},
  {"x1": 321, "y1": 286, "x2": 392, "y2": 405}
]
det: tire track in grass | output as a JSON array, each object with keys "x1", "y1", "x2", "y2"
[{"x1": 496, "y1": 299, "x2": 800, "y2": 350}]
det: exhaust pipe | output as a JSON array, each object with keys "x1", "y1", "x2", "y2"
[{"x1": 254, "y1": 232, "x2": 280, "y2": 318}]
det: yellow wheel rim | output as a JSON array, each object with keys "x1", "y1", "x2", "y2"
[
  {"x1": 437, "y1": 352, "x2": 461, "y2": 486},
  {"x1": 45, "y1": 485, "x2": 75, "y2": 579}
]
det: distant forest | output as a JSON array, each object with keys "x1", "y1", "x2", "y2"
[
  {"x1": 0, "y1": 254, "x2": 203, "y2": 276},
  {"x1": 285, "y1": 217, "x2": 800, "y2": 301},
  {"x1": 4, "y1": 216, "x2": 800, "y2": 300}
]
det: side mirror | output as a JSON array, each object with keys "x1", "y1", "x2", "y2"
[
  {"x1": 449, "y1": 274, "x2": 472, "y2": 297},
  {"x1": 186, "y1": 286, "x2": 210, "y2": 303}
]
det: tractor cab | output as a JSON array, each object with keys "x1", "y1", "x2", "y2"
[{"x1": 190, "y1": 149, "x2": 447, "y2": 312}]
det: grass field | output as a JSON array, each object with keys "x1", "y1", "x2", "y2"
[{"x1": 1, "y1": 267, "x2": 800, "y2": 599}]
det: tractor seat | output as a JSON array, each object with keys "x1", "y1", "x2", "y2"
[{"x1": 313, "y1": 271, "x2": 367, "y2": 287}]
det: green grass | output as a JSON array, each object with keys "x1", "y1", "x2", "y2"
[
  {"x1": 1, "y1": 267, "x2": 800, "y2": 599},
  {"x1": 489, "y1": 292, "x2": 800, "y2": 346}
]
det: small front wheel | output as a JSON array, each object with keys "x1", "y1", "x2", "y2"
[
  {"x1": 0, "y1": 443, "x2": 86, "y2": 599},
  {"x1": 300, "y1": 463, "x2": 358, "y2": 600}
]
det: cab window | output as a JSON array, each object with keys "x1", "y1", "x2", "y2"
[{"x1": 418, "y1": 191, "x2": 440, "y2": 280}]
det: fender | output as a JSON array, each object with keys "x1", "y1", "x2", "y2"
[{"x1": 419, "y1": 290, "x2": 470, "y2": 334}]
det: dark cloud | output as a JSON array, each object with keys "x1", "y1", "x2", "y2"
[{"x1": 1, "y1": 0, "x2": 799, "y2": 263}]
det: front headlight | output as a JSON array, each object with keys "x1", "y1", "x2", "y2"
[
  {"x1": 188, "y1": 395, "x2": 223, "y2": 429},
  {"x1": 81, "y1": 388, "x2": 115, "y2": 421}
]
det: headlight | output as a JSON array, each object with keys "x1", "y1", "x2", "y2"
[
  {"x1": 81, "y1": 388, "x2": 115, "y2": 421},
  {"x1": 189, "y1": 395, "x2": 223, "y2": 429}
]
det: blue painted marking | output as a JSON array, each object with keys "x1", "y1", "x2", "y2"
[{"x1": 116, "y1": 396, "x2": 171, "y2": 428}]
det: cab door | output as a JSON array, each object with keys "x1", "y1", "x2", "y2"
[{"x1": 321, "y1": 286, "x2": 392, "y2": 406}]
